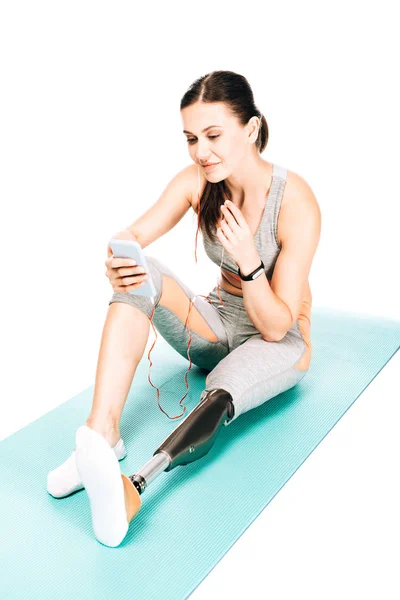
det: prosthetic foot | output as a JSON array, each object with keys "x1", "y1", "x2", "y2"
[{"x1": 126, "y1": 388, "x2": 235, "y2": 501}]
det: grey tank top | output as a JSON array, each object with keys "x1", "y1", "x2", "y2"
[{"x1": 200, "y1": 163, "x2": 287, "y2": 283}]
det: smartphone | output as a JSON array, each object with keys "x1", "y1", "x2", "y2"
[{"x1": 108, "y1": 239, "x2": 157, "y2": 298}]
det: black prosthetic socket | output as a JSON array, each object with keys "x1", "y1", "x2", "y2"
[{"x1": 153, "y1": 388, "x2": 235, "y2": 472}]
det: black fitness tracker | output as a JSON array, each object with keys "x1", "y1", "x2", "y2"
[{"x1": 238, "y1": 260, "x2": 265, "y2": 281}]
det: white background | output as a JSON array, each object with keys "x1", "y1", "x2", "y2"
[{"x1": 1, "y1": 1, "x2": 399, "y2": 598}]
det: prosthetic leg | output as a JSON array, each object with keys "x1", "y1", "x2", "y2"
[{"x1": 125, "y1": 388, "x2": 235, "y2": 506}]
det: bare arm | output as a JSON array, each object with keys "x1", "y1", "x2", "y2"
[{"x1": 126, "y1": 164, "x2": 195, "y2": 249}]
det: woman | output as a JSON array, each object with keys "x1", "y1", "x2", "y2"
[{"x1": 47, "y1": 70, "x2": 321, "y2": 547}]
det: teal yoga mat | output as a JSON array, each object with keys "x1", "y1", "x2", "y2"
[{"x1": 1, "y1": 307, "x2": 399, "y2": 599}]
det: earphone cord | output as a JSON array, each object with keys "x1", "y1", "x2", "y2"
[{"x1": 144, "y1": 185, "x2": 230, "y2": 420}]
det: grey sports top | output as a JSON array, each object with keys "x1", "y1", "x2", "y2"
[
  {"x1": 198, "y1": 162, "x2": 311, "y2": 346},
  {"x1": 199, "y1": 163, "x2": 287, "y2": 283}
]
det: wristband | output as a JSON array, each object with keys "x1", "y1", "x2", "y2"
[{"x1": 237, "y1": 260, "x2": 265, "y2": 281}]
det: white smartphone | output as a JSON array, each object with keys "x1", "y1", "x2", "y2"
[{"x1": 108, "y1": 239, "x2": 156, "y2": 298}]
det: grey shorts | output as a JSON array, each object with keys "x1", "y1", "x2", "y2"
[{"x1": 109, "y1": 255, "x2": 309, "y2": 426}]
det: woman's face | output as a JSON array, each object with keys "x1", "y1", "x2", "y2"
[{"x1": 182, "y1": 102, "x2": 252, "y2": 182}]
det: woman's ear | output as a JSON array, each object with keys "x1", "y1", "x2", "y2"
[{"x1": 247, "y1": 116, "x2": 261, "y2": 143}]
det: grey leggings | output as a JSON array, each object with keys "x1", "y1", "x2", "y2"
[{"x1": 109, "y1": 255, "x2": 309, "y2": 426}]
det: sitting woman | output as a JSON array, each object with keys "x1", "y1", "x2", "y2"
[{"x1": 47, "y1": 69, "x2": 321, "y2": 548}]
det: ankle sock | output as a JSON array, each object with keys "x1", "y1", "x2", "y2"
[
  {"x1": 75, "y1": 425, "x2": 129, "y2": 547},
  {"x1": 47, "y1": 435, "x2": 127, "y2": 499}
]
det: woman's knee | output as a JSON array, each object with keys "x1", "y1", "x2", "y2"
[{"x1": 108, "y1": 254, "x2": 164, "y2": 318}]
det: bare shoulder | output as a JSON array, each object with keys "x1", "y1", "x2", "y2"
[
  {"x1": 283, "y1": 168, "x2": 318, "y2": 206},
  {"x1": 277, "y1": 168, "x2": 321, "y2": 245}
]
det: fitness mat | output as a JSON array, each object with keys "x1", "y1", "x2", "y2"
[{"x1": 1, "y1": 306, "x2": 399, "y2": 599}]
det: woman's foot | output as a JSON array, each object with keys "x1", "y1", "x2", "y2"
[
  {"x1": 75, "y1": 425, "x2": 141, "y2": 547},
  {"x1": 47, "y1": 435, "x2": 127, "y2": 498}
]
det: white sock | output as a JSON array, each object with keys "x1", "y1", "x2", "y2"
[
  {"x1": 75, "y1": 425, "x2": 129, "y2": 548},
  {"x1": 47, "y1": 435, "x2": 127, "y2": 499}
]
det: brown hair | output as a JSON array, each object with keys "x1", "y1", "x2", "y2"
[{"x1": 180, "y1": 70, "x2": 269, "y2": 251}]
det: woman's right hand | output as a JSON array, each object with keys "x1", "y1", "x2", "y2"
[{"x1": 105, "y1": 229, "x2": 149, "y2": 293}]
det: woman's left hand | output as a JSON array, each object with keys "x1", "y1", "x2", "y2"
[{"x1": 217, "y1": 200, "x2": 260, "y2": 268}]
